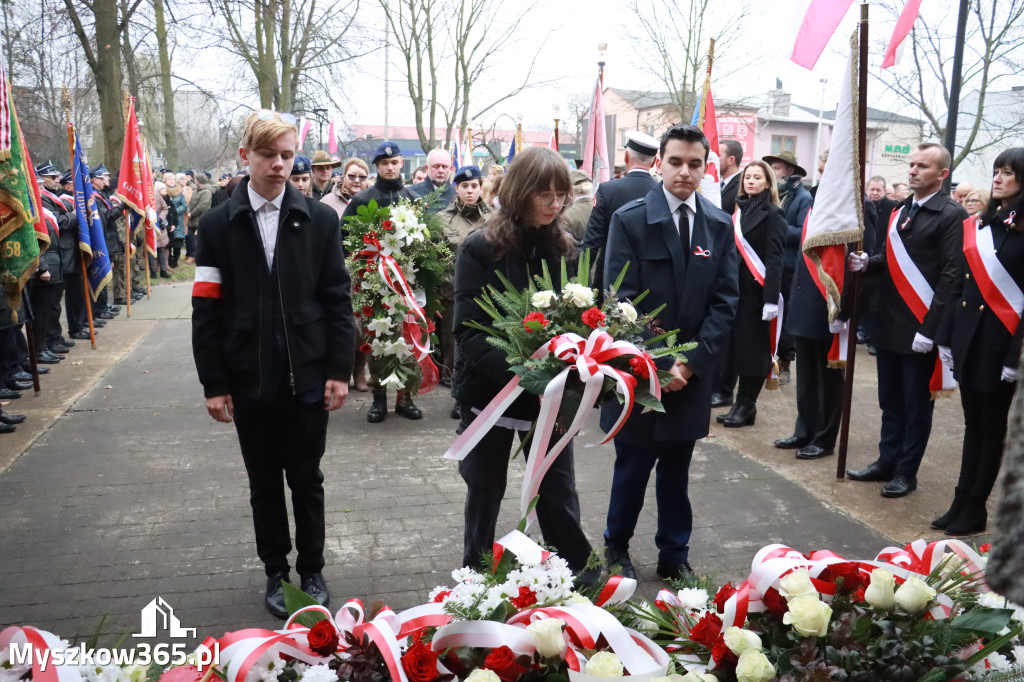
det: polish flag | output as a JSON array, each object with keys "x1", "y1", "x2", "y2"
[
  {"x1": 298, "y1": 118, "x2": 311, "y2": 149},
  {"x1": 549, "y1": 131, "x2": 558, "y2": 151},
  {"x1": 581, "y1": 76, "x2": 609, "y2": 184},
  {"x1": 791, "y1": 0, "x2": 856, "y2": 69},
  {"x1": 882, "y1": 0, "x2": 924, "y2": 69},
  {"x1": 328, "y1": 120, "x2": 337, "y2": 155}
]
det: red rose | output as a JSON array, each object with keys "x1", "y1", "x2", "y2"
[
  {"x1": 483, "y1": 646, "x2": 525, "y2": 682},
  {"x1": 713, "y1": 582, "x2": 737, "y2": 613},
  {"x1": 822, "y1": 562, "x2": 865, "y2": 594},
  {"x1": 159, "y1": 666, "x2": 204, "y2": 682},
  {"x1": 851, "y1": 587, "x2": 866, "y2": 603},
  {"x1": 687, "y1": 611, "x2": 723, "y2": 647},
  {"x1": 362, "y1": 305, "x2": 374, "y2": 317},
  {"x1": 402, "y1": 638, "x2": 440, "y2": 682},
  {"x1": 359, "y1": 343, "x2": 372, "y2": 354},
  {"x1": 382, "y1": 220, "x2": 394, "y2": 231},
  {"x1": 762, "y1": 586, "x2": 789, "y2": 616},
  {"x1": 711, "y1": 635, "x2": 738, "y2": 668},
  {"x1": 523, "y1": 312, "x2": 549, "y2": 332},
  {"x1": 307, "y1": 620, "x2": 340, "y2": 657},
  {"x1": 980, "y1": 543, "x2": 992, "y2": 553},
  {"x1": 509, "y1": 585, "x2": 537, "y2": 609},
  {"x1": 580, "y1": 306, "x2": 606, "y2": 329},
  {"x1": 629, "y1": 356, "x2": 650, "y2": 380}
]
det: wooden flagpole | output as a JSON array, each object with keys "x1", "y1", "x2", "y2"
[
  {"x1": 62, "y1": 85, "x2": 96, "y2": 350},
  {"x1": 836, "y1": 3, "x2": 870, "y2": 480},
  {"x1": 124, "y1": 93, "x2": 133, "y2": 317}
]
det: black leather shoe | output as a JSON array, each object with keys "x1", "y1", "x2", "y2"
[
  {"x1": 604, "y1": 547, "x2": 637, "y2": 580},
  {"x1": 114, "y1": 298, "x2": 129, "y2": 305},
  {"x1": 847, "y1": 461, "x2": 892, "y2": 482},
  {"x1": 48, "y1": 344, "x2": 70, "y2": 354},
  {"x1": 796, "y1": 444, "x2": 834, "y2": 460},
  {"x1": 367, "y1": 394, "x2": 388, "y2": 423},
  {"x1": 106, "y1": 305, "x2": 122, "y2": 312},
  {"x1": 92, "y1": 319, "x2": 106, "y2": 327},
  {"x1": 300, "y1": 572, "x2": 330, "y2": 608},
  {"x1": 36, "y1": 352, "x2": 62, "y2": 364},
  {"x1": 881, "y1": 474, "x2": 917, "y2": 498},
  {"x1": 716, "y1": 402, "x2": 739, "y2": 424},
  {"x1": 97, "y1": 311, "x2": 115, "y2": 320},
  {"x1": 944, "y1": 497, "x2": 987, "y2": 536},
  {"x1": 0, "y1": 412, "x2": 26, "y2": 425},
  {"x1": 774, "y1": 435, "x2": 811, "y2": 450},
  {"x1": 34, "y1": 366, "x2": 50, "y2": 374},
  {"x1": 450, "y1": 402, "x2": 461, "y2": 420},
  {"x1": 710, "y1": 392, "x2": 733, "y2": 408},
  {"x1": 9, "y1": 380, "x2": 32, "y2": 391},
  {"x1": 657, "y1": 559, "x2": 694, "y2": 581},
  {"x1": 395, "y1": 395, "x2": 423, "y2": 420},
  {"x1": 573, "y1": 567, "x2": 602, "y2": 590},
  {"x1": 0, "y1": 422, "x2": 15, "y2": 434},
  {"x1": 69, "y1": 330, "x2": 91, "y2": 340},
  {"x1": 133, "y1": 289, "x2": 147, "y2": 296},
  {"x1": 0, "y1": 388, "x2": 22, "y2": 400},
  {"x1": 722, "y1": 403, "x2": 756, "y2": 427},
  {"x1": 60, "y1": 338, "x2": 76, "y2": 347},
  {"x1": 10, "y1": 371, "x2": 32, "y2": 382},
  {"x1": 265, "y1": 572, "x2": 290, "y2": 618}
]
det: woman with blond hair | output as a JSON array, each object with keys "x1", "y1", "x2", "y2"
[
  {"x1": 452, "y1": 146, "x2": 594, "y2": 580},
  {"x1": 964, "y1": 188, "x2": 990, "y2": 216}
]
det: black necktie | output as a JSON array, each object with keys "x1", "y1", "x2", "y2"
[
  {"x1": 900, "y1": 202, "x2": 919, "y2": 230},
  {"x1": 679, "y1": 205, "x2": 690, "y2": 261}
]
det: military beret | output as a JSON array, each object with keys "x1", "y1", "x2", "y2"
[
  {"x1": 452, "y1": 164, "x2": 482, "y2": 185},
  {"x1": 372, "y1": 141, "x2": 402, "y2": 165},
  {"x1": 292, "y1": 156, "x2": 312, "y2": 175}
]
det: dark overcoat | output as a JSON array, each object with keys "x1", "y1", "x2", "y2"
[{"x1": 581, "y1": 170, "x2": 659, "y2": 293}]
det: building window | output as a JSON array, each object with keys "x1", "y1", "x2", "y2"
[
  {"x1": 620, "y1": 129, "x2": 629, "y2": 148},
  {"x1": 771, "y1": 135, "x2": 796, "y2": 155}
]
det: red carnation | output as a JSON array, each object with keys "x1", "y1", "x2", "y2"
[
  {"x1": 581, "y1": 306, "x2": 606, "y2": 329},
  {"x1": 629, "y1": 356, "x2": 651, "y2": 380},
  {"x1": 509, "y1": 585, "x2": 537, "y2": 609},
  {"x1": 159, "y1": 666, "x2": 204, "y2": 682},
  {"x1": 362, "y1": 305, "x2": 374, "y2": 317},
  {"x1": 307, "y1": 620, "x2": 340, "y2": 657},
  {"x1": 482, "y1": 646, "x2": 525, "y2": 682},
  {"x1": 402, "y1": 638, "x2": 441, "y2": 682},
  {"x1": 382, "y1": 220, "x2": 394, "y2": 231},
  {"x1": 432, "y1": 589, "x2": 452, "y2": 603},
  {"x1": 980, "y1": 543, "x2": 992, "y2": 553},
  {"x1": 523, "y1": 312, "x2": 549, "y2": 332},
  {"x1": 713, "y1": 582, "x2": 737, "y2": 613},
  {"x1": 711, "y1": 635, "x2": 738, "y2": 668},
  {"x1": 359, "y1": 343, "x2": 372, "y2": 354},
  {"x1": 368, "y1": 230, "x2": 378, "y2": 239},
  {"x1": 687, "y1": 611, "x2": 723, "y2": 647}
]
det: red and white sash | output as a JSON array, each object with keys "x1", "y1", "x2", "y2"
[
  {"x1": 734, "y1": 209, "x2": 784, "y2": 385},
  {"x1": 885, "y1": 206, "x2": 955, "y2": 396},
  {"x1": 962, "y1": 215, "x2": 1024, "y2": 335}
]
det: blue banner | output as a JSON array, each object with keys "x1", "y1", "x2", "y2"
[{"x1": 71, "y1": 131, "x2": 112, "y2": 300}]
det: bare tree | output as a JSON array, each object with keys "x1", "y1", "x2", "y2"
[
  {"x1": 875, "y1": 0, "x2": 1024, "y2": 171},
  {"x1": 380, "y1": 0, "x2": 549, "y2": 153},
  {"x1": 564, "y1": 91, "x2": 591, "y2": 153},
  {"x1": 624, "y1": 0, "x2": 755, "y2": 121}
]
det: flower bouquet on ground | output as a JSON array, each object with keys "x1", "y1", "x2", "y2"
[
  {"x1": 622, "y1": 540, "x2": 1024, "y2": 681},
  {"x1": 344, "y1": 199, "x2": 453, "y2": 392}
]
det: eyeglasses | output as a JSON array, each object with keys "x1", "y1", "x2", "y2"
[
  {"x1": 346, "y1": 173, "x2": 368, "y2": 181},
  {"x1": 256, "y1": 109, "x2": 297, "y2": 126},
  {"x1": 535, "y1": 191, "x2": 569, "y2": 207}
]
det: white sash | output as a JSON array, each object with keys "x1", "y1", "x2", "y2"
[
  {"x1": 886, "y1": 205, "x2": 933, "y2": 323},
  {"x1": 963, "y1": 216, "x2": 1024, "y2": 335}
]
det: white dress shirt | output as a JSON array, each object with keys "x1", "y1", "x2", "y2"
[
  {"x1": 662, "y1": 186, "x2": 696, "y2": 245},
  {"x1": 247, "y1": 184, "x2": 285, "y2": 268}
]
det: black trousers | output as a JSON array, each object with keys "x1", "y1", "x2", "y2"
[
  {"x1": 778, "y1": 270, "x2": 796, "y2": 362},
  {"x1": 957, "y1": 383, "x2": 1016, "y2": 500},
  {"x1": 457, "y1": 403, "x2": 591, "y2": 572},
  {"x1": 233, "y1": 390, "x2": 329, "y2": 576},
  {"x1": 45, "y1": 282, "x2": 65, "y2": 346},
  {"x1": 875, "y1": 347, "x2": 936, "y2": 478},
  {"x1": 792, "y1": 335, "x2": 844, "y2": 449},
  {"x1": 64, "y1": 272, "x2": 87, "y2": 334},
  {"x1": 29, "y1": 282, "x2": 62, "y2": 351}
]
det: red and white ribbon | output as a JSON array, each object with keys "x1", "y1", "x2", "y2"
[
  {"x1": 963, "y1": 215, "x2": 1024, "y2": 335},
  {"x1": 734, "y1": 209, "x2": 785, "y2": 382},
  {"x1": 0, "y1": 626, "x2": 83, "y2": 682}
]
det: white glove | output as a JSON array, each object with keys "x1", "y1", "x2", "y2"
[
  {"x1": 828, "y1": 319, "x2": 848, "y2": 334},
  {"x1": 761, "y1": 303, "x2": 779, "y2": 321},
  {"x1": 911, "y1": 333, "x2": 934, "y2": 353},
  {"x1": 938, "y1": 346, "x2": 954, "y2": 371},
  {"x1": 848, "y1": 251, "x2": 869, "y2": 272},
  {"x1": 1002, "y1": 366, "x2": 1019, "y2": 383}
]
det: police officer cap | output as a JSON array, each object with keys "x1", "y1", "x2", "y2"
[
  {"x1": 35, "y1": 161, "x2": 61, "y2": 177},
  {"x1": 60, "y1": 170, "x2": 73, "y2": 185},
  {"x1": 624, "y1": 130, "x2": 659, "y2": 157},
  {"x1": 372, "y1": 141, "x2": 402, "y2": 165},
  {"x1": 219, "y1": 173, "x2": 231, "y2": 180},
  {"x1": 452, "y1": 165, "x2": 482, "y2": 185},
  {"x1": 292, "y1": 156, "x2": 312, "y2": 176},
  {"x1": 89, "y1": 164, "x2": 110, "y2": 179}
]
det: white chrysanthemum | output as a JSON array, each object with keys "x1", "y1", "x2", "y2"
[
  {"x1": 561, "y1": 282, "x2": 595, "y2": 308},
  {"x1": 366, "y1": 317, "x2": 395, "y2": 336},
  {"x1": 969, "y1": 652, "x2": 1013, "y2": 673},
  {"x1": 979, "y1": 592, "x2": 1007, "y2": 609},
  {"x1": 300, "y1": 664, "x2": 338, "y2": 682},
  {"x1": 452, "y1": 567, "x2": 482, "y2": 583},
  {"x1": 1011, "y1": 644, "x2": 1024, "y2": 664},
  {"x1": 616, "y1": 302, "x2": 638, "y2": 323},
  {"x1": 676, "y1": 588, "x2": 711, "y2": 611},
  {"x1": 428, "y1": 585, "x2": 453, "y2": 602},
  {"x1": 532, "y1": 290, "x2": 557, "y2": 308}
]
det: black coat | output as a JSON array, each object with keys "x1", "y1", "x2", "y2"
[
  {"x1": 780, "y1": 177, "x2": 813, "y2": 273},
  {"x1": 729, "y1": 198, "x2": 786, "y2": 376},
  {"x1": 342, "y1": 177, "x2": 417, "y2": 220},
  {"x1": 601, "y1": 187, "x2": 739, "y2": 443},
  {"x1": 870, "y1": 197, "x2": 900, "y2": 254},
  {"x1": 40, "y1": 188, "x2": 72, "y2": 279},
  {"x1": 452, "y1": 227, "x2": 575, "y2": 420},
  {"x1": 720, "y1": 173, "x2": 740, "y2": 217},
  {"x1": 409, "y1": 179, "x2": 456, "y2": 214},
  {"x1": 93, "y1": 191, "x2": 123, "y2": 256},
  {"x1": 936, "y1": 217, "x2": 1024, "y2": 392},
  {"x1": 54, "y1": 191, "x2": 80, "y2": 274},
  {"x1": 581, "y1": 169, "x2": 659, "y2": 294},
  {"x1": 866, "y1": 193, "x2": 967, "y2": 353},
  {"x1": 192, "y1": 178, "x2": 355, "y2": 400}
]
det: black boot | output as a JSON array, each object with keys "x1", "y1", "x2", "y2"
[
  {"x1": 945, "y1": 497, "x2": 988, "y2": 536},
  {"x1": 716, "y1": 402, "x2": 740, "y2": 424},
  {"x1": 722, "y1": 401, "x2": 756, "y2": 427},
  {"x1": 931, "y1": 488, "x2": 968, "y2": 530},
  {"x1": 395, "y1": 391, "x2": 423, "y2": 420},
  {"x1": 367, "y1": 394, "x2": 388, "y2": 423}
]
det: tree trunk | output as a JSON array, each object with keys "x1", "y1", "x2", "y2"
[
  {"x1": 154, "y1": 0, "x2": 177, "y2": 168},
  {"x1": 94, "y1": 0, "x2": 125, "y2": 169}
]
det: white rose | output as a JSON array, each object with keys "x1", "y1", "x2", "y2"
[
  {"x1": 528, "y1": 618, "x2": 568, "y2": 658},
  {"x1": 650, "y1": 676, "x2": 688, "y2": 682},
  {"x1": 734, "y1": 649, "x2": 775, "y2": 682},
  {"x1": 585, "y1": 652, "x2": 623, "y2": 677},
  {"x1": 616, "y1": 301, "x2": 638, "y2": 323},
  {"x1": 561, "y1": 282, "x2": 595, "y2": 308},
  {"x1": 680, "y1": 673, "x2": 717, "y2": 682},
  {"x1": 864, "y1": 569, "x2": 896, "y2": 610},
  {"x1": 531, "y1": 290, "x2": 556, "y2": 308},
  {"x1": 723, "y1": 626, "x2": 763, "y2": 655},
  {"x1": 782, "y1": 594, "x2": 832, "y2": 637},
  {"x1": 894, "y1": 576, "x2": 938, "y2": 614},
  {"x1": 779, "y1": 568, "x2": 817, "y2": 600},
  {"x1": 464, "y1": 670, "x2": 501, "y2": 682}
]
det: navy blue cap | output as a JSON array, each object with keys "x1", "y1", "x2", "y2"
[
  {"x1": 60, "y1": 170, "x2": 73, "y2": 185},
  {"x1": 452, "y1": 164, "x2": 482, "y2": 185},
  {"x1": 184, "y1": 170, "x2": 195, "y2": 177},
  {"x1": 292, "y1": 156, "x2": 312, "y2": 176},
  {"x1": 89, "y1": 164, "x2": 109, "y2": 179},
  {"x1": 35, "y1": 161, "x2": 61, "y2": 177},
  {"x1": 372, "y1": 141, "x2": 402, "y2": 165},
  {"x1": 159, "y1": 167, "x2": 173, "y2": 174},
  {"x1": 236, "y1": 170, "x2": 247, "y2": 176},
  {"x1": 220, "y1": 173, "x2": 231, "y2": 180}
]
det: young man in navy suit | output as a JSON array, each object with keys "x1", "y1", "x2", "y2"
[{"x1": 601, "y1": 123, "x2": 739, "y2": 581}]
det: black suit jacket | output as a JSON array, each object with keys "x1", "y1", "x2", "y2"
[
  {"x1": 409, "y1": 179, "x2": 456, "y2": 214},
  {"x1": 937, "y1": 217, "x2": 1024, "y2": 392},
  {"x1": 720, "y1": 173, "x2": 740, "y2": 217},
  {"x1": 869, "y1": 197, "x2": 899, "y2": 254},
  {"x1": 600, "y1": 187, "x2": 739, "y2": 443},
  {"x1": 866, "y1": 192, "x2": 967, "y2": 353},
  {"x1": 581, "y1": 169, "x2": 658, "y2": 293}
]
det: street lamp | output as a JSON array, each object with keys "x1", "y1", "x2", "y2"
[
  {"x1": 813, "y1": 78, "x2": 827, "y2": 185},
  {"x1": 598, "y1": 43, "x2": 608, "y2": 87},
  {"x1": 311, "y1": 107, "x2": 328, "y2": 151},
  {"x1": 553, "y1": 103, "x2": 560, "y2": 152}
]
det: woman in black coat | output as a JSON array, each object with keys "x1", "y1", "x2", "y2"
[
  {"x1": 452, "y1": 146, "x2": 594, "y2": 577},
  {"x1": 933, "y1": 147, "x2": 1024, "y2": 536},
  {"x1": 718, "y1": 161, "x2": 787, "y2": 427}
]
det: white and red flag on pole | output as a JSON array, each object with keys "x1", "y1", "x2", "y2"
[
  {"x1": 581, "y1": 76, "x2": 609, "y2": 184},
  {"x1": 691, "y1": 57, "x2": 721, "y2": 208},
  {"x1": 549, "y1": 131, "x2": 557, "y2": 151},
  {"x1": 882, "y1": 0, "x2": 924, "y2": 69},
  {"x1": 116, "y1": 98, "x2": 158, "y2": 255},
  {"x1": 791, "y1": 0, "x2": 856, "y2": 69},
  {"x1": 328, "y1": 120, "x2": 337, "y2": 155},
  {"x1": 298, "y1": 118, "x2": 311, "y2": 149}
]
